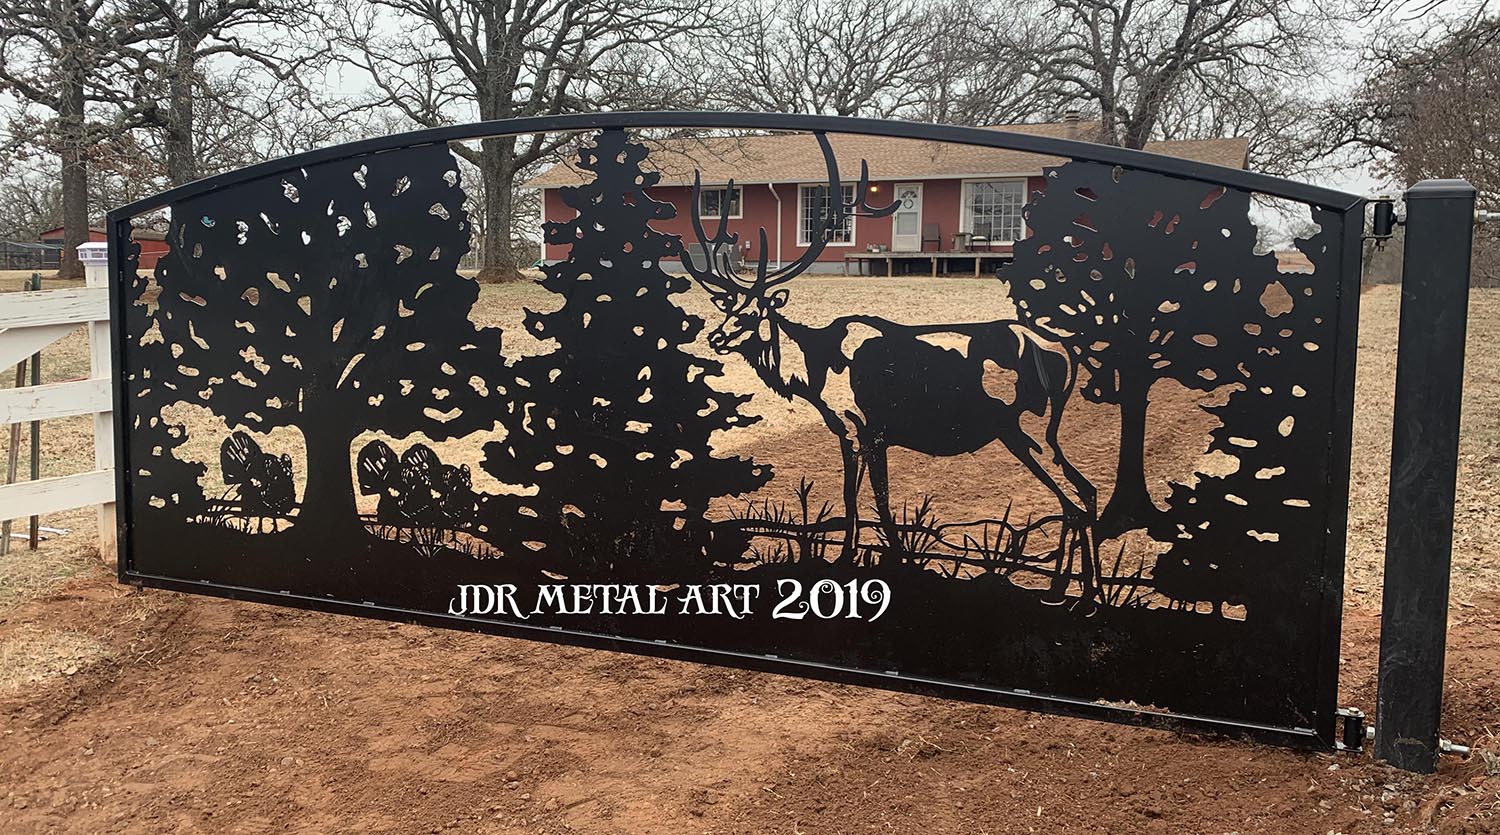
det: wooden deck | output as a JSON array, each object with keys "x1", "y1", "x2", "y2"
[{"x1": 843, "y1": 250, "x2": 1014, "y2": 277}]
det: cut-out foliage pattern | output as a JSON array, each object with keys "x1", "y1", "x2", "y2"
[
  {"x1": 1006, "y1": 161, "x2": 1341, "y2": 615},
  {"x1": 140, "y1": 144, "x2": 503, "y2": 533},
  {"x1": 122, "y1": 235, "x2": 208, "y2": 514},
  {"x1": 1147, "y1": 215, "x2": 1342, "y2": 616}
]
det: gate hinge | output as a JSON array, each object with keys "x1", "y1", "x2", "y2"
[
  {"x1": 1335, "y1": 707, "x2": 1366, "y2": 752},
  {"x1": 1345, "y1": 713, "x2": 1475, "y2": 757}
]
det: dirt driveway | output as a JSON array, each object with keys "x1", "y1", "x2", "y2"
[{"x1": 1, "y1": 281, "x2": 1497, "y2": 833}]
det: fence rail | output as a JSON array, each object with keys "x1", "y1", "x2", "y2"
[
  {"x1": 0, "y1": 250, "x2": 117, "y2": 560},
  {"x1": 0, "y1": 286, "x2": 109, "y2": 329}
]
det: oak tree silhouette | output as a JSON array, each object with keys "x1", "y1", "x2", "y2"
[
  {"x1": 1006, "y1": 161, "x2": 1286, "y2": 538},
  {"x1": 122, "y1": 233, "x2": 207, "y2": 517},
  {"x1": 145, "y1": 144, "x2": 503, "y2": 534},
  {"x1": 1147, "y1": 218, "x2": 1341, "y2": 618},
  {"x1": 478, "y1": 129, "x2": 769, "y2": 579}
]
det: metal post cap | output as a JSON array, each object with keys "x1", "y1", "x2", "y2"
[{"x1": 1405, "y1": 179, "x2": 1477, "y2": 199}]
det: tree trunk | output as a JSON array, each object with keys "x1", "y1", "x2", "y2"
[
  {"x1": 299, "y1": 425, "x2": 357, "y2": 534},
  {"x1": 1121, "y1": 99, "x2": 1162, "y2": 150},
  {"x1": 1099, "y1": 375, "x2": 1158, "y2": 537},
  {"x1": 1122, "y1": 121, "x2": 1153, "y2": 150},
  {"x1": 476, "y1": 136, "x2": 525, "y2": 282},
  {"x1": 166, "y1": 24, "x2": 198, "y2": 186},
  {"x1": 56, "y1": 66, "x2": 88, "y2": 281}
]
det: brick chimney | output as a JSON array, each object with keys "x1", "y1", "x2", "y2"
[{"x1": 1063, "y1": 108, "x2": 1081, "y2": 139}]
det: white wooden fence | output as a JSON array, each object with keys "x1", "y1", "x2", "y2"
[{"x1": 0, "y1": 244, "x2": 117, "y2": 562}]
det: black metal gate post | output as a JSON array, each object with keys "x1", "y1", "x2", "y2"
[{"x1": 1375, "y1": 178, "x2": 1477, "y2": 773}]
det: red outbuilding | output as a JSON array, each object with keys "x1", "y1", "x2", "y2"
[{"x1": 39, "y1": 225, "x2": 170, "y2": 270}]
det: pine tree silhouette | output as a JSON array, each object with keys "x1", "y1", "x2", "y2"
[{"x1": 479, "y1": 129, "x2": 769, "y2": 579}]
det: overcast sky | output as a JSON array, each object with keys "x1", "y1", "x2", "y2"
[{"x1": 4, "y1": 0, "x2": 1494, "y2": 211}]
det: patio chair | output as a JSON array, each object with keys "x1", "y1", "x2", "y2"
[
  {"x1": 685, "y1": 242, "x2": 746, "y2": 273},
  {"x1": 717, "y1": 247, "x2": 746, "y2": 273},
  {"x1": 921, "y1": 222, "x2": 940, "y2": 252}
]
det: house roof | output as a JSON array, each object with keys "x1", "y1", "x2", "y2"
[
  {"x1": 524, "y1": 120, "x2": 1250, "y2": 189},
  {"x1": 39, "y1": 225, "x2": 167, "y2": 241}
]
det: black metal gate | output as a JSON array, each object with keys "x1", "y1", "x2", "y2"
[{"x1": 108, "y1": 113, "x2": 1369, "y2": 749}]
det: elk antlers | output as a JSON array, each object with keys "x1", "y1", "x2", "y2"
[{"x1": 682, "y1": 132, "x2": 898, "y2": 296}]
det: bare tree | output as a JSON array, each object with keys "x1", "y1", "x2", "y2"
[
  {"x1": 326, "y1": 0, "x2": 715, "y2": 282},
  {"x1": 0, "y1": 1, "x2": 157, "y2": 276},
  {"x1": 129, "y1": 55, "x2": 344, "y2": 187},
  {"x1": 87, "y1": 128, "x2": 171, "y2": 210},
  {"x1": 1153, "y1": 80, "x2": 1324, "y2": 177},
  {"x1": 1005, "y1": 0, "x2": 1334, "y2": 149},
  {"x1": 700, "y1": 0, "x2": 938, "y2": 118},
  {"x1": 901, "y1": 0, "x2": 1065, "y2": 126},
  {"x1": 1326, "y1": 13, "x2": 1500, "y2": 282},
  {"x1": 0, "y1": 160, "x2": 61, "y2": 242},
  {"x1": 1327, "y1": 14, "x2": 1500, "y2": 193},
  {"x1": 123, "y1": 0, "x2": 313, "y2": 185}
]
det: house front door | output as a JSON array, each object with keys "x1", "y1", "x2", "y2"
[{"x1": 891, "y1": 183, "x2": 922, "y2": 251}]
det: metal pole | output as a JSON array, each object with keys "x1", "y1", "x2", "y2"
[
  {"x1": 28, "y1": 272, "x2": 41, "y2": 549},
  {"x1": 1374, "y1": 179, "x2": 1476, "y2": 773}
]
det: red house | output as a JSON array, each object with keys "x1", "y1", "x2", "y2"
[
  {"x1": 39, "y1": 225, "x2": 170, "y2": 269},
  {"x1": 527, "y1": 119, "x2": 1249, "y2": 275}
]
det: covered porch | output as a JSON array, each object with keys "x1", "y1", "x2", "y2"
[{"x1": 842, "y1": 250, "x2": 1014, "y2": 278}]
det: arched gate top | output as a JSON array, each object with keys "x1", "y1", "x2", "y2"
[{"x1": 109, "y1": 111, "x2": 1362, "y2": 221}]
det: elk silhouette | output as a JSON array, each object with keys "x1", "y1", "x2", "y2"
[
  {"x1": 678, "y1": 133, "x2": 1100, "y2": 603},
  {"x1": 220, "y1": 431, "x2": 296, "y2": 532}
]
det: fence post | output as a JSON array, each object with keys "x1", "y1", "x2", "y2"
[
  {"x1": 1374, "y1": 179, "x2": 1476, "y2": 773},
  {"x1": 28, "y1": 272, "x2": 42, "y2": 549},
  {"x1": 78, "y1": 242, "x2": 117, "y2": 565}
]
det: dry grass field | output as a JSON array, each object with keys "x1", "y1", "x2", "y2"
[{"x1": 1, "y1": 273, "x2": 1497, "y2": 833}]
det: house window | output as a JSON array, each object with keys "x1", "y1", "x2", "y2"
[
  {"x1": 698, "y1": 186, "x2": 742, "y2": 218},
  {"x1": 963, "y1": 180, "x2": 1026, "y2": 242},
  {"x1": 798, "y1": 184, "x2": 856, "y2": 245}
]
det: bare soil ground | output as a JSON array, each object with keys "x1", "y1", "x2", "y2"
[{"x1": 1, "y1": 278, "x2": 1498, "y2": 834}]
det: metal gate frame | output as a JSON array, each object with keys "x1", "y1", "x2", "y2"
[{"x1": 106, "y1": 112, "x2": 1374, "y2": 752}]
